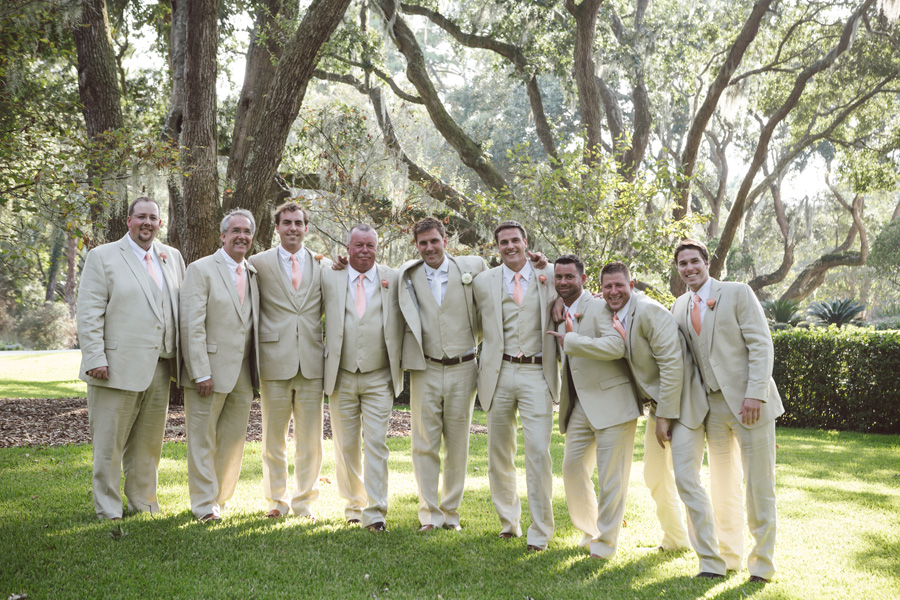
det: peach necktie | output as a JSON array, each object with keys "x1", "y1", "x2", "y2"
[
  {"x1": 236, "y1": 263, "x2": 246, "y2": 305},
  {"x1": 691, "y1": 294, "x2": 702, "y2": 335},
  {"x1": 290, "y1": 254, "x2": 302, "y2": 291},
  {"x1": 564, "y1": 311, "x2": 574, "y2": 333},
  {"x1": 512, "y1": 272, "x2": 524, "y2": 305},
  {"x1": 355, "y1": 274, "x2": 367, "y2": 317},
  {"x1": 612, "y1": 314, "x2": 626, "y2": 340},
  {"x1": 144, "y1": 253, "x2": 161, "y2": 289}
]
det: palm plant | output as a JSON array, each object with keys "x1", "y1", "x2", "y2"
[
  {"x1": 763, "y1": 298, "x2": 804, "y2": 326},
  {"x1": 808, "y1": 298, "x2": 865, "y2": 328}
]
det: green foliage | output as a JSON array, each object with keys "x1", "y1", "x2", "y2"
[
  {"x1": 807, "y1": 297, "x2": 866, "y2": 328},
  {"x1": 15, "y1": 302, "x2": 76, "y2": 350},
  {"x1": 763, "y1": 298, "x2": 804, "y2": 325},
  {"x1": 869, "y1": 218, "x2": 900, "y2": 289},
  {"x1": 772, "y1": 327, "x2": 900, "y2": 434}
]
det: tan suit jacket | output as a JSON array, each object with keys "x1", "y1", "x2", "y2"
[
  {"x1": 249, "y1": 247, "x2": 329, "y2": 381},
  {"x1": 321, "y1": 264, "x2": 404, "y2": 397},
  {"x1": 77, "y1": 236, "x2": 185, "y2": 390},
  {"x1": 398, "y1": 254, "x2": 487, "y2": 370},
  {"x1": 558, "y1": 295, "x2": 636, "y2": 433},
  {"x1": 180, "y1": 251, "x2": 260, "y2": 393},
  {"x1": 672, "y1": 279, "x2": 784, "y2": 428},
  {"x1": 472, "y1": 264, "x2": 559, "y2": 410}
]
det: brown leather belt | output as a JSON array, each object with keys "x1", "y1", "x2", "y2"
[
  {"x1": 502, "y1": 354, "x2": 542, "y2": 365},
  {"x1": 425, "y1": 353, "x2": 476, "y2": 366}
]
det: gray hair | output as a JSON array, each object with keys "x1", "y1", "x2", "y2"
[
  {"x1": 346, "y1": 223, "x2": 377, "y2": 245},
  {"x1": 220, "y1": 209, "x2": 256, "y2": 235}
]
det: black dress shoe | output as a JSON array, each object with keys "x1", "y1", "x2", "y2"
[
  {"x1": 442, "y1": 523, "x2": 462, "y2": 532},
  {"x1": 347, "y1": 518, "x2": 361, "y2": 525},
  {"x1": 748, "y1": 575, "x2": 769, "y2": 584},
  {"x1": 366, "y1": 522, "x2": 387, "y2": 532},
  {"x1": 695, "y1": 572, "x2": 724, "y2": 579}
]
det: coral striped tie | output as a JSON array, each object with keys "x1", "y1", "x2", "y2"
[
  {"x1": 691, "y1": 294, "x2": 702, "y2": 335},
  {"x1": 236, "y1": 263, "x2": 246, "y2": 305},
  {"x1": 144, "y1": 253, "x2": 161, "y2": 289},
  {"x1": 355, "y1": 275, "x2": 366, "y2": 317},
  {"x1": 290, "y1": 254, "x2": 302, "y2": 291}
]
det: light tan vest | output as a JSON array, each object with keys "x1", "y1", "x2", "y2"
[
  {"x1": 411, "y1": 264, "x2": 475, "y2": 359},
  {"x1": 148, "y1": 265, "x2": 176, "y2": 359},
  {"x1": 688, "y1": 323, "x2": 720, "y2": 393},
  {"x1": 340, "y1": 285, "x2": 389, "y2": 373},
  {"x1": 501, "y1": 277, "x2": 542, "y2": 357}
]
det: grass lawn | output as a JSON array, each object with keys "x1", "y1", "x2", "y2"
[
  {"x1": 0, "y1": 351, "x2": 85, "y2": 398},
  {"x1": 1, "y1": 418, "x2": 898, "y2": 599}
]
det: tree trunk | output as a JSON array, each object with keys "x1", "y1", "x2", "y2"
[
  {"x1": 64, "y1": 231, "x2": 78, "y2": 317},
  {"x1": 73, "y1": 0, "x2": 127, "y2": 244},
  {"x1": 162, "y1": 0, "x2": 187, "y2": 251},
  {"x1": 180, "y1": 0, "x2": 221, "y2": 264},
  {"x1": 566, "y1": 0, "x2": 605, "y2": 163}
]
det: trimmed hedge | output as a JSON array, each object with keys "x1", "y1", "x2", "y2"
[{"x1": 772, "y1": 327, "x2": 900, "y2": 434}]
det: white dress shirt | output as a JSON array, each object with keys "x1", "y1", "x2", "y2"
[
  {"x1": 278, "y1": 245, "x2": 306, "y2": 284},
  {"x1": 348, "y1": 264, "x2": 378, "y2": 306},
  {"x1": 502, "y1": 262, "x2": 533, "y2": 299},
  {"x1": 692, "y1": 278, "x2": 713, "y2": 323},
  {"x1": 424, "y1": 256, "x2": 450, "y2": 305},
  {"x1": 126, "y1": 234, "x2": 163, "y2": 288},
  {"x1": 614, "y1": 297, "x2": 633, "y2": 331}
]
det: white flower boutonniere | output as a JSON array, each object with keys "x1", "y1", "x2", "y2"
[
  {"x1": 461, "y1": 272, "x2": 473, "y2": 285},
  {"x1": 247, "y1": 264, "x2": 257, "y2": 276}
]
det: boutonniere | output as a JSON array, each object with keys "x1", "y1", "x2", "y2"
[
  {"x1": 314, "y1": 253, "x2": 324, "y2": 262},
  {"x1": 706, "y1": 298, "x2": 716, "y2": 310},
  {"x1": 461, "y1": 272, "x2": 473, "y2": 285},
  {"x1": 159, "y1": 252, "x2": 168, "y2": 262},
  {"x1": 247, "y1": 264, "x2": 257, "y2": 275},
  {"x1": 575, "y1": 313, "x2": 583, "y2": 321},
  {"x1": 381, "y1": 279, "x2": 389, "y2": 289},
  {"x1": 538, "y1": 274, "x2": 547, "y2": 284}
]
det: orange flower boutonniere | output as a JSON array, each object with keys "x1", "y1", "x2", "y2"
[
  {"x1": 706, "y1": 298, "x2": 716, "y2": 310},
  {"x1": 159, "y1": 252, "x2": 168, "y2": 262},
  {"x1": 538, "y1": 274, "x2": 547, "y2": 284},
  {"x1": 314, "y1": 253, "x2": 324, "y2": 261}
]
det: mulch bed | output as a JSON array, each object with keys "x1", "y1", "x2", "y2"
[{"x1": 0, "y1": 398, "x2": 488, "y2": 448}]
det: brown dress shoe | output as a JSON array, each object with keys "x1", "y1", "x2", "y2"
[
  {"x1": 200, "y1": 513, "x2": 220, "y2": 522},
  {"x1": 366, "y1": 522, "x2": 387, "y2": 532},
  {"x1": 265, "y1": 509, "x2": 283, "y2": 519},
  {"x1": 442, "y1": 523, "x2": 462, "y2": 532},
  {"x1": 347, "y1": 518, "x2": 361, "y2": 525},
  {"x1": 498, "y1": 532, "x2": 516, "y2": 539},
  {"x1": 695, "y1": 572, "x2": 724, "y2": 579},
  {"x1": 748, "y1": 576, "x2": 769, "y2": 584},
  {"x1": 418, "y1": 524, "x2": 436, "y2": 532},
  {"x1": 526, "y1": 545, "x2": 544, "y2": 552}
]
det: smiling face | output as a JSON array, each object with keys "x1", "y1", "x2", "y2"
[
  {"x1": 496, "y1": 227, "x2": 528, "y2": 272},
  {"x1": 415, "y1": 227, "x2": 447, "y2": 269},
  {"x1": 347, "y1": 228, "x2": 378, "y2": 272},
  {"x1": 221, "y1": 215, "x2": 254, "y2": 262},
  {"x1": 276, "y1": 209, "x2": 308, "y2": 254},
  {"x1": 126, "y1": 200, "x2": 161, "y2": 251},
  {"x1": 554, "y1": 262, "x2": 586, "y2": 306},
  {"x1": 675, "y1": 248, "x2": 710, "y2": 292},
  {"x1": 601, "y1": 271, "x2": 634, "y2": 312}
]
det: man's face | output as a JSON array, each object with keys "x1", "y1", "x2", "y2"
[
  {"x1": 221, "y1": 215, "x2": 254, "y2": 262},
  {"x1": 601, "y1": 271, "x2": 634, "y2": 312},
  {"x1": 415, "y1": 228, "x2": 447, "y2": 269},
  {"x1": 347, "y1": 228, "x2": 378, "y2": 272},
  {"x1": 496, "y1": 227, "x2": 528, "y2": 271},
  {"x1": 126, "y1": 201, "x2": 161, "y2": 250},
  {"x1": 554, "y1": 262, "x2": 586, "y2": 305},
  {"x1": 276, "y1": 210, "x2": 308, "y2": 253},
  {"x1": 675, "y1": 248, "x2": 710, "y2": 292}
]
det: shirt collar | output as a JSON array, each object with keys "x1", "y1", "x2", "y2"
[
  {"x1": 218, "y1": 248, "x2": 245, "y2": 270},
  {"x1": 566, "y1": 290, "x2": 590, "y2": 317},
  {"x1": 693, "y1": 278, "x2": 712, "y2": 302},
  {"x1": 349, "y1": 264, "x2": 378, "y2": 282},
  {"x1": 423, "y1": 256, "x2": 449, "y2": 277},
  {"x1": 615, "y1": 297, "x2": 632, "y2": 322},
  {"x1": 502, "y1": 261, "x2": 533, "y2": 283},
  {"x1": 278, "y1": 244, "x2": 305, "y2": 262},
  {"x1": 125, "y1": 233, "x2": 154, "y2": 258}
]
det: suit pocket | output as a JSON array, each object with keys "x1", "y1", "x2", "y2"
[
  {"x1": 206, "y1": 343, "x2": 217, "y2": 353},
  {"x1": 104, "y1": 340, "x2": 118, "y2": 350},
  {"x1": 259, "y1": 332, "x2": 279, "y2": 343},
  {"x1": 598, "y1": 375, "x2": 631, "y2": 390}
]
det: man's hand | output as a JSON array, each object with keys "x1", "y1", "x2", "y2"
[
  {"x1": 197, "y1": 379, "x2": 214, "y2": 397},
  {"x1": 331, "y1": 255, "x2": 348, "y2": 270},
  {"x1": 550, "y1": 297, "x2": 566, "y2": 324},
  {"x1": 655, "y1": 416, "x2": 671, "y2": 449},
  {"x1": 739, "y1": 398, "x2": 762, "y2": 426},
  {"x1": 547, "y1": 330, "x2": 565, "y2": 350},
  {"x1": 86, "y1": 367, "x2": 109, "y2": 380},
  {"x1": 528, "y1": 251, "x2": 548, "y2": 269}
]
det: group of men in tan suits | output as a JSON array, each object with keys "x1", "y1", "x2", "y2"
[{"x1": 77, "y1": 201, "x2": 779, "y2": 583}]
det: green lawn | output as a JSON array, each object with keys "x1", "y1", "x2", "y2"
[
  {"x1": 1, "y1": 420, "x2": 898, "y2": 599},
  {"x1": 0, "y1": 351, "x2": 85, "y2": 398}
]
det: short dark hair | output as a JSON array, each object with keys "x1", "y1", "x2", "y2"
[
  {"x1": 554, "y1": 254, "x2": 584, "y2": 275},
  {"x1": 413, "y1": 217, "x2": 446, "y2": 242},
  {"x1": 674, "y1": 238, "x2": 709, "y2": 263},
  {"x1": 600, "y1": 261, "x2": 631, "y2": 283},
  {"x1": 274, "y1": 201, "x2": 310, "y2": 226},
  {"x1": 128, "y1": 196, "x2": 160, "y2": 216},
  {"x1": 493, "y1": 220, "x2": 527, "y2": 244}
]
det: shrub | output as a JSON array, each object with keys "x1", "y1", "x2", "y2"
[
  {"x1": 763, "y1": 298, "x2": 803, "y2": 326},
  {"x1": 807, "y1": 298, "x2": 865, "y2": 328},
  {"x1": 772, "y1": 327, "x2": 900, "y2": 434},
  {"x1": 15, "y1": 302, "x2": 77, "y2": 350}
]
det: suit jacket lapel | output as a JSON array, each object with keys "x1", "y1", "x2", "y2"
[
  {"x1": 295, "y1": 248, "x2": 318, "y2": 310},
  {"x1": 704, "y1": 279, "x2": 721, "y2": 350},
  {"x1": 119, "y1": 237, "x2": 162, "y2": 321},
  {"x1": 268, "y1": 248, "x2": 300, "y2": 310},
  {"x1": 448, "y1": 256, "x2": 478, "y2": 336},
  {"x1": 625, "y1": 295, "x2": 638, "y2": 354},
  {"x1": 376, "y1": 264, "x2": 389, "y2": 330},
  {"x1": 215, "y1": 253, "x2": 243, "y2": 314},
  {"x1": 491, "y1": 268, "x2": 504, "y2": 340},
  {"x1": 152, "y1": 242, "x2": 178, "y2": 319}
]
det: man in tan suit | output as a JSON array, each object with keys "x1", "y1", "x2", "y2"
[
  {"x1": 472, "y1": 221, "x2": 558, "y2": 551},
  {"x1": 600, "y1": 261, "x2": 725, "y2": 577},
  {"x1": 321, "y1": 224, "x2": 403, "y2": 532},
  {"x1": 249, "y1": 201, "x2": 330, "y2": 520},
  {"x1": 77, "y1": 197, "x2": 185, "y2": 519},
  {"x1": 180, "y1": 209, "x2": 260, "y2": 521},
  {"x1": 547, "y1": 255, "x2": 637, "y2": 560},
  {"x1": 672, "y1": 238, "x2": 783, "y2": 583},
  {"x1": 398, "y1": 217, "x2": 487, "y2": 532}
]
